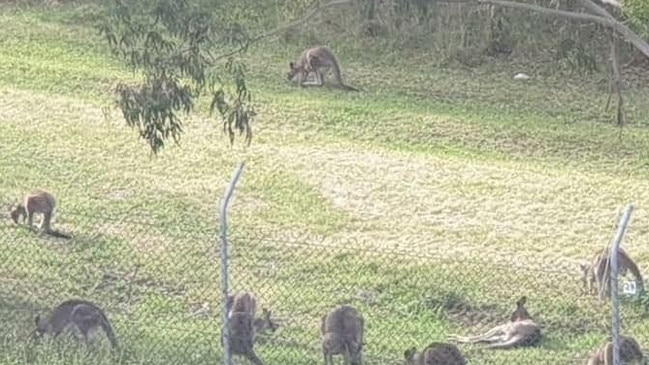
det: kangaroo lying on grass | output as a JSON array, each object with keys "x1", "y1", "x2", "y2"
[
  {"x1": 586, "y1": 335, "x2": 645, "y2": 365},
  {"x1": 404, "y1": 342, "x2": 467, "y2": 365},
  {"x1": 580, "y1": 247, "x2": 644, "y2": 301},
  {"x1": 448, "y1": 296, "x2": 542, "y2": 350},
  {"x1": 30, "y1": 299, "x2": 118, "y2": 349},
  {"x1": 10, "y1": 189, "x2": 71, "y2": 239},
  {"x1": 223, "y1": 292, "x2": 278, "y2": 365},
  {"x1": 287, "y1": 46, "x2": 360, "y2": 92},
  {"x1": 321, "y1": 304, "x2": 364, "y2": 365}
]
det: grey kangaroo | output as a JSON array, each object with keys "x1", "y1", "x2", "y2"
[
  {"x1": 287, "y1": 46, "x2": 359, "y2": 92},
  {"x1": 586, "y1": 335, "x2": 645, "y2": 365},
  {"x1": 404, "y1": 342, "x2": 467, "y2": 365},
  {"x1": 30, "y1": 299, "x2": 118, "y2": 348},
  {"x1": 448, "y1": 296, "x2": 542, "y2": 350},
  {"x1": 223, "y1": 292, "x2": 278, "y2": 365},
  {"x1": 321, "y1": 304, "x2": 365, "y2": 365},
  {"x1": 10, "y1": 189, "x2": 71, "y2": 239}
]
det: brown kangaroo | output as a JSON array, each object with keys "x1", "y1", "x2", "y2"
[
  {"x1": 287, "y1": 46, "x2": 359, "y2": 92},
  {"x1": 586, "y1": 335, "x2": 645, "y2": 365},
  {"x1": 30, "y1": 299, "x2": 118, "y2": 349},
  {"x1": 10, "y1": 190, "x2": 71, "y2": 239},
  {"x1": 448, "y1": 296, "x2": 542, "y2": 350},
  {"x1": 321, "y1": 304, "x2": 364, "y2": 365},
  {"x1": 404, "y1": 342, "x2": 467, "y2": 365},
  {"x1": 223, "y1": 292, "x2": 277, "y2": 365},
  {"x1": 580, "y1": 247, "x2": 644, "y2": 301}
]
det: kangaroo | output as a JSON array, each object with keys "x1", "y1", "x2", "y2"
[
  {"x1": 580, "y1": 247, "x2": 644, "y2": 300},
  {"x1": 30, "y1": 299, "x2": 118, "y2": 349},
  {"x1": 10, "y1": 190, "x2": 71, "y2": 239},
  {"x1": 448, "y1": 296, "x2": 542, "y2": 350},
  {"x1": 404, "y1": 342, "x2": 467, "y2": 365},
  {"x1": 287, "y1": 46, "x2": 359, "y2": 92},
  {"x1": 321, "y1": 304, "x2": 364, "y2": 365},
  {"x1": 586, "y1": 335, "x2": 645, "y2": 365},
  {"x1": 223, "y1": 292, "x2": 276, "y2": 365}
]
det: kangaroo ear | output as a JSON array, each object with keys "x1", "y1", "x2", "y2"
[
  {"x1": 226, "y1": 294, "x2": 234, "y2": 311},
  {"x1": 34, "y1": 315, "x2": 41, "y2": 326},
  {"x1": 289, "y1": 62, "x2": 295, "y2": 69},
  {"x1": 516, "y1": 296, "x2": 527, "y2": 306},
  {"x1": 404, "y1": 347, "x2": 416, "y2": 360}
]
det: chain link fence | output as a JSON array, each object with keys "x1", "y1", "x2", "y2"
[
  {"x1": 0, "y1": 167, "x2": 648, "y2": 365},
  {"x1": 218, "y1": 166, "x2": 649, "y2": 365},
  {"x1": 0, "y1": 209, "x2": 223, "y2": 364},
  {"x1": 220, "y1": 233, "x2": 648, "y2": 365}
]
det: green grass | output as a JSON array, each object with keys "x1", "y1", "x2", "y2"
[{"x1": 1, "y1": 2, "x2": 649, "y2": 365}]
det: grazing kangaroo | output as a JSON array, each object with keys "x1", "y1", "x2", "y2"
[
  {"x1": 448, "y1": 296, "x2": 542, "y2": 349},
  {"x1": 321, "y1": 304, "x2": 364, "y2": 365},
  {"x1": 223, "y1": 292, "x2": 277, "y2": 365},
  {"x1": 30, "y1": 299, "x2": 118, "y2": 349},
  {"x1": 10, "y1": 190, "x2": 71, "y2": 239},
  {"x1": 580, "y1": 247, "x2": 644, "y2": 300},
  {"x1": 586, "y1": 335, "x2": 645, "y2": 365},
  {"x1": 287, "y1": 46, "x2": 359, "y2": 92},
  {"x1": 404, "y1": 342, "x2": 467, "y2": 365}
]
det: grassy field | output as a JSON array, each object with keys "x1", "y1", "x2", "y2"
[{"x1": 2, "y1": 1, "x2": 649, "y2": 364}]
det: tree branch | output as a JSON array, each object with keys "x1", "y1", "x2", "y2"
[
  {"x1": 579, "y1": 0, "x2": 649, "y2": 58},
  {"x1": 211, "y1": 0, "x2": 354, "y2": 62},
  {"x1": 436, "y1": 0, "x2": 611, "y2": 21},
  {"x1": 610, "y1": 30, "x2": 625, "y2": 127},
  {"x1": 436, "y1": 0, "x2": 649, "y2": 58},
  {"x1": 594, "y1": 0, "x2": 621, "y2": 8}
]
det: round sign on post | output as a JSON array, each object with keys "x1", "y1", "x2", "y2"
[
  {"x1": 622, "y1": 280, "x2": 637, "y2": 296},
  {"x1": 621, "y1": 279, "x2": 643, "y2": 300}
]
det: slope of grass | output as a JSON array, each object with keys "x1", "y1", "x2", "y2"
[{"x1": 1, "y1": 2, "x2": 649, "y2": 365}]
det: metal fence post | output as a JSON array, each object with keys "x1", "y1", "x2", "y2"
[
  {"x1": 219, "y1": 162, "x2": 246, "y2": 365},
  {"x1": 609, "y1": 204, "x2": 634, "y2": 365}
]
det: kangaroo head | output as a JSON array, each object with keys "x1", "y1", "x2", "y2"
[
  {"x1": 620, "y1": 335, "x2": 645, "y2": 362},
  {"x1": 516, "y1": 296, "x2": 527, "y2": 306},
  {"x1": 403, "y1": 347, "x2": 418, "y2": 364},
  {"x1": 510, "y1": 296, "x2": 532, "y2": 322},
  {"x1": 348, "y1": 342, "x2": 363, "y2": 365},
  {"x1": 33, "y1": 314, "x2": 48, "y2": 336},
  {"x1": 254, "y1": 308, "x2": 278, "y2": 335},
  {"x1": 287, "y1": 62, "x2": 303, "y2": 81},
  {"x1": 10, "y1": 204, "x2": 25, "y2": 224},
  {"x1": 579, "y1": 263, "x2": 590, "y2": 279},
  {"x1": 225, "y1": 294, "x2": 234, "y2": 313}
]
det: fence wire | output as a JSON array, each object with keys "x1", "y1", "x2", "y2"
[
  {"x1": 223, "y1": 228, "x2": 649, "y2": 365},
  {"x1": 0, "y1": 211, "x2": 222, "y2": 364},
  {"x1": 0, "y1": 205, "x2": 647, "y2": 365}
]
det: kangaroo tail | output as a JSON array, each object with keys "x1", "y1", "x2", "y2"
[
  {"x1": 99, "y1": 315, "x2": 119, "y2": 349},
  {"x1": 341, "y1": 84, "x2": 360, "y2": 92},
  {"x1": 45, "y1": 230, "x2": 72, "y2": 239},
  {"x1": 329, "y1": 54, "x2": 360, "y2": 92},
  {"x1": 627, "y1": 260, "x2": 644, "y2": 287}
]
